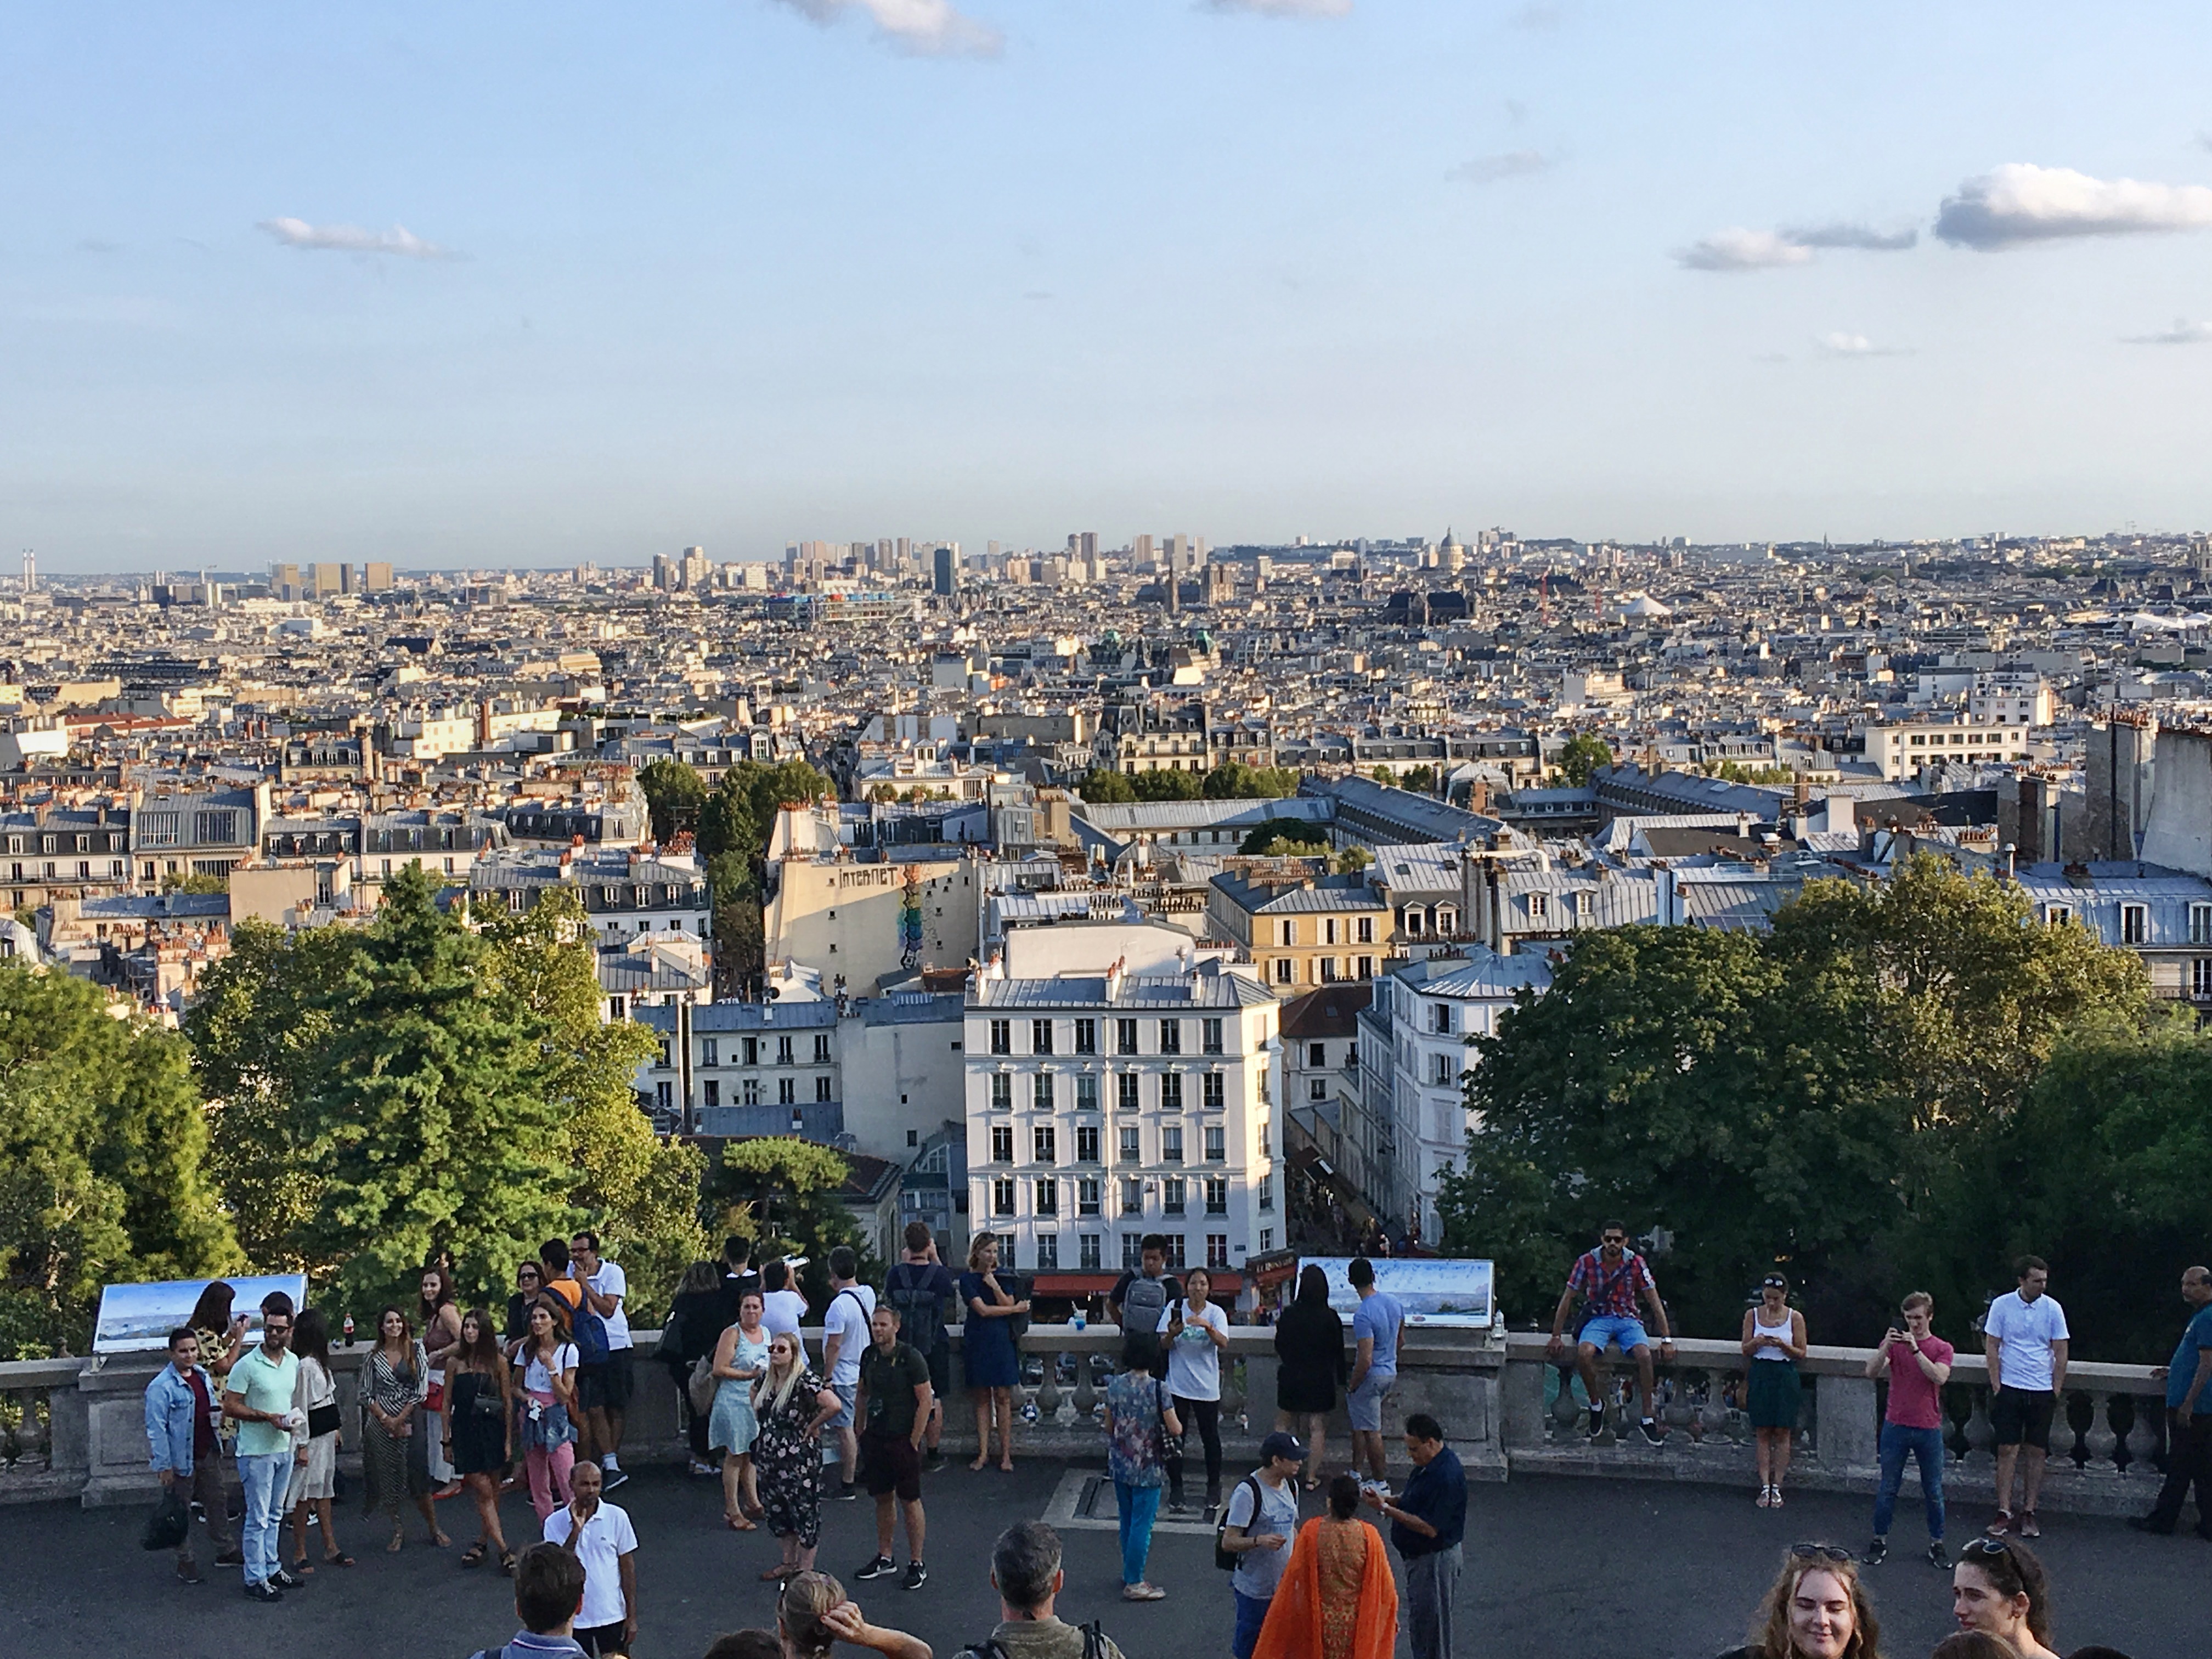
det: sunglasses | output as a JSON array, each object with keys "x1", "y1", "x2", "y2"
[
  {"x1": 1960, "y1": 1537, "x2": 2014, "y2": 1560},
  {"x1": 1791, "y1": 1543, "x2": 1854, "y2": 1564}
]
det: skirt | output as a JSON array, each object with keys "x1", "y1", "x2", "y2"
[
  {"x1": 1747, "y1": 1359, "x2": 1802, "y2": 1429},
  {"x1": 448, "y1": 1374, "x2": 509, "y2": 1476},
  {"x1": 285, "y1": 1431, "x2": 338, "y2": 1505},
  {"x1": 708, "y1": 1376, "x2": 759, "y2": 1457}
]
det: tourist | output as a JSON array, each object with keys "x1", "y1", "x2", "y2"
[
  {"x1": 1101, "y1": 1330, "x2": 1180, "y2": 1602},
  {"x1": 362, "y1": 1304, "x2": 447, "y2": 1551},
  {"x1": 710, "y1": 1288, "x2": 774, "y2": 1531},
  {"x1": 544, "y1": 1459, "x2": 640, "y2": 1657},
  {"x1": 466, "y1": 1540, "x2": 588, "y2": 1659},
  {"x1": 776, "y1": 1569, "x2": 933, "y2": 1659},
  {"x1": 961, "y1": 1519, "x2": 1131, "y2": 1659},
  {"x1": 506, "y1": 1260, "x2": 548, "y2": 1344},
  {"x1": 1165, "y1": 1263, "x2": 1231, "y2": 1513},
  {"x1": 283, "y1": 1307, "x2": 348, "y2": 1575},
  {"x1": 1953, "y1": 1537, "x2": 2059, "y2": 1659},
  {"x1": 1362, "y1": 1414, "x2": 1464, "y2": 1659},
  {"x1": 1221, "y1": 1430, "x2": 1305, "y2": 1659},
  {"x1": 445, "y1": 1306, "x2": 516, "y2": 1574},
  {"x1": 960, "y1": 1232, "x2": 1027, "y2": 1472},
  {"x1": 1344, "y1": 1257, "x2": 1404, "y2": 1484},
  {"x1": 1252, "y1": 1474, "x2": 1399, "y2": 1659},
  {"x1": 761, "y1": 1257, "x2": 810, "y2": 1344},
  {"x1": 821, "y1": 1247, "x2": 877, "y2": 1502},
  {"x1": 143, "y1": 1325, "x2": 239, "y2": 1585},
  {"x1": 543, "y1": 1238, "x2": 588, "y2": 1319},
  {"x1": 753, "y1": 1330, "x2": 842, "y2": 1582},
  {"x1": 1107, "y1": 1234, "x2": 1181, "y2": 1368},
  {"x1": 852, "y1": 1302, "x2": 934, "y2": 1590},
  {"x1": 884, "y1": 1222, "x2": 960, "y2": 1474},
  {"x1": 668, "y1": 1258, "x2": 730, "y2": 1477},
  {"x1": 1985, "y1": 1257, "x2": 2069, "y2": 1539},
  {"x1": 1743, "y1": 1273, "x2": 1809, "y2": 1508},
  {"x1": 421, "y1": 1263, "x2": 464, "y2": 1500},
  {"x1": 1866, "y1": 1290, "x2": 1955, "y2": 1567},
  {"x1": 1545, "y1": 1220, "x2": 1675, "y2": 1446},
  {"x1": 719, "y1": 1233, "x2": 766, "y2": 1322},
  {"x1": 185, "y1": 1280, "x2": 252, "y2": 1380},
  {"x1": 1274, "y1": 1265, "x2": 1348, "y2": 1493},
  {"x1": 222, "y1": 1290, "x2": 304, "y2": 1602},
  {"x1": 2130, "y1": 1262, "x2": 2212, "y2": 1538},
  {"x1": 1714, "y1": 1544, "x2": 1881, "y2": 1659},
  {"x1": 1929, "y1": 1638, "x2": 2018, "y2": 1659},
  {"x1": 572, "y1": 1229, "x2": 636, "y2": 1489},
  {"x1": 519, "y1": 1297, "x2": 583, "y2": 1521}
]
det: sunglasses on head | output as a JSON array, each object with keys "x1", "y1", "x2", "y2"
[
  {"x1": 1791, "y1": 1543, "x2": 1854, "y2": 1564},
  {"x1": 1960, "y1": 1537, "x2": 2013, "y2": 1560}
]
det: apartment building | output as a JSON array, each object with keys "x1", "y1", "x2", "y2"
[
  {"x1": 1864, "y1": 718, "x2": 2035, "y2": 782},
  {"x1": 1206, "y1": 871, "x2": 1391, "y2": 990},
  {"x1": 2012, "y1": 861, "x2": 2212, "y2": 1003},
  {"x1": 469, "y1": 846, "x2": 712, "y2": 949}
]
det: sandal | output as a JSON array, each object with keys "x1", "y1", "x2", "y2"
[
  {"x1": 760, "y1": 1564, "x2": 798, "y2": 1581},
  {"x1": 499, "y1": 1550, "x2": 518, "y2": 1576},
  {"x1": 386, "y1": 1527, "x2": 406, "y2": 1554},
  {"x1": 460, "y1": 1541, "x2": 488, "y2": 1568},
  {"x1": 725, "y1": 1514, "x2": 757, "y2": 1532},
  {"x1": 323, "y1": 1552, "x2": 355, "y2": 1568},
  {"x1": 288, "y1": 1556, "x2": 316, "y2": 1576}
]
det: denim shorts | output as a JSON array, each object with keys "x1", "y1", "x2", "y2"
[
  {"x1": 827, "y1": 1380, "x2": 857, "y2": 1430},
  {"x1": 1579, "y1": 1314, "x2": 1650, "y2": 1355},
  {"x1": 1347, "y1": 1367, "x2": 1397, "y2": 1432}
]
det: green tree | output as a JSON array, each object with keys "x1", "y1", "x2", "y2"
[
  {"x1": 695, "y1": 759, "x2": 830, "y2": 996},
  {"x1": 1077, "y1": 769, "x2": 1136, "y2": 804},
  {"x1": 703, "y1": 1136, "x2": 869, "y2": 1310},
  {"x1": 1334, "y1": 846, "x2": 1374, "y2": 874},
  {"x1": 1201, "y1": 761, "x2": 1301, "y2": 799},
  {"x1": 636, "y1": 759, "x2": 707, "y2": 842},
  {"x1": 1370, "y1": 766, "x2": 1395, "y2": 786},
  {"x1": 1403, "y1": 764, "x2": 1438, "y2": 793},
  {"x1": 1131, "y1": 769, "x2": 1203, "y2": 802},
  {"x1": 1238, "y1": 817, "x2": 1329, "y2": 856},
  {"x1": 1554, "y1": 733, "x2": 1614, "y2": 787},
  {"x1": 160, "y1": 871, "x2": 230, "y2": 895}
]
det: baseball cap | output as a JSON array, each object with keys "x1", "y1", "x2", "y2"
[{"x1": 1260, "y1": 1430, "x2": 1305, "y2": 1464}]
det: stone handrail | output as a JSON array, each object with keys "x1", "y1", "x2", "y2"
[{"x1": 0, "y1": 1324, "x2": 2171, "y2": 1518}]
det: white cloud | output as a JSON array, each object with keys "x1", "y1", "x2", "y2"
[
  {"x1": 1784, "y1": 221, "x2": 1918, "y2": 252},
  {"x1": 1818, "y1": 331, "x2": 1909, "y2": 357},
  {"x1": 258, "y1": 217, "x2": 450, "y2": 258},
  {"x1": 1675, "y1": 228, "x2": 1813, "y2": 271},
  {"x1": 775, "y1": 0, "x2": 1002, "y2": 57},
  {"x1": 1448, "y1": 150, "x2": 1553, "y2": 185},
  {"x1": 1204, "y1": 0, "x2": 1353, "y2": 15},
  {"x1": 1936, "y1": 162, "x2": 2212, "y2": 249},
  {"x1": 2125, "y1": 317, "x2": 2212, "y2": 345}
]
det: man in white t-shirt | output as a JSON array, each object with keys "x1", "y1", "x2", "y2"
[
  {"x1": 571, "y1": 1230, "x2": 635, "y2": 1489},
  {"x1": 819, "y1": 1246, "x2": 876, "y2": 1502},
  {"x1": 541, "y1": 1459, "x2": 637, "y2": 1656},
  {"x1": 760, "y1": 1258, "x2": 810, "y2": 1344},
  {"x1": 1983, "y1": 1254, "x2": 2069, "y2": 1540}
]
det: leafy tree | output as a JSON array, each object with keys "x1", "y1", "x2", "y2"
[
  {"x1": 703, "y1": 1136, "x2": 870, "y2": 1311},
  {"x1": 160, "y1": 871, "x2": 229, "y2": 895},
  {"x1": 1334, "y1": 847, "x2": 1374, "y2": 874},
  {"x1": 1131, "y1": 769, "x2": 1203, "y2": 802},
  {"x1": 636, "y1": 758, "x2": 707, "y2": 842},
  {"x1": 1077, "y1": 769, "x2": 1136, "y2": 804},
  {"x1": 866, "y1": 783, "x2": 899, "y2": 803},
  {"x1": 1238, "y1": 817, "x2": 1329, "y2": 856},
  {"x1": 1403, "y1": 764, "x2": 1438, "y2": 793},
  {"x1": 695, "y1": 759, "x2": 830, "y2": 995},
  {"x1": 0, "y1": 963, "x2": 235, "y2": 1356},
  {"x1": 1554, "y1": 732, "x2": 1614, "y2": 787},
  {"x1": 1201, "y1": 761, "x2": 1300, "y2": 799},
  {"x1": 1369, "y1": 766, "x2": 1395, "y2": 786}
]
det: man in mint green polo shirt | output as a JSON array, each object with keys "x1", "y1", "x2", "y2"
[{"x1": 222, "y1": 1293, "x2": 303, "y2": 1601}]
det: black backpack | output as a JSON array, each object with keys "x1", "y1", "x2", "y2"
[
  {"x1": 1214, "y1": 1472, "x2": 1266, "y2": 1570},
  {"x1": 961, "y1": 1621, "x2": 1108, "y2": 1659},
  {"x1": 885, "y1": 1263, "x2": 947, "y2": 1355}
]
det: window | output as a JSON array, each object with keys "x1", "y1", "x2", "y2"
[
  {"x1": 1437, "y1": 906, "x2": 1458, "y2": 935},
  {"x1": 1121, "y1": 1178, "x2": 1144, "y2": 1216},
  {"x1": 1528, "y1": 891, "x2": 1549, "y2": 921},
  {"x1": 2044, "y1": 905, "x2": 2072, "y2": 927},
  {"x1": 1034, "y1": 1125, "x2": 1057, "y2": 1163},
  {"x1": 991, "y1": 1074, "x2": 1013, "y2": 1111},
  {"x1": 1123, "y1": 1233, "x2": 1144, "y2": 1268},
  {"x1": 702, "y1": 1038, "x2": 719, "y2": 1067},
  {"x1": 1162, "y1": 1177, "x2": 1186, "y2": 1215},
  {"x1": 1324, "y1": 917, "x2": 1339, "y2": 946},
  {"x1": 743, "y1": 1079, "x2": 762, "y2": 1105},
  {"x1": 1161, "y1": 1073, "x2": 1184, "y2": 1112},
  {"x1": 1259, "y1": 1172, "x2": 1274, "y2": 1211},
  {"x1": 1076, "y1": 1124, "x2": 1100, "y2": 1162},
  {"x1": 1035, "y1": 1178, "x2": 1058, "y2": 1216},
  {"x1": 1074, "y1": 1018, "x2": 1097, "y2": 1054},
  {"x1": 1307, "y1": 1042, "x2": 1327, "y2": 1067},
  {"x1": 1259, "y1": 1228, "x2": 1273, "y2": 1252},
  {"x1": 1032, "y1": 1072, "x2": 1054, "y2": 1113},
  {"x1": 777, "y1": 1035, "x2": 794, "y2": 1065},
  {"x1": 814, "y1": 1034, "x2": 832, "y2": 1064},
  {"x1": 1078, "y1": 1176, "x2": 1101, "y2": 1215},
  {"x1": 1309, "y1": 1077, "x2": 1329, "y2": 1102},
  {"x1": 1080, "y1": 1233, "x2": 1102, "y2": 1269},
  {"x1": 1162, "y1": 1125, "x2": 1183, "y2": 1164},
  {"x1": 1164, "y1": 1234, "x2": 1187, "y2": 1269},
  {"x1": 999, "y1": 1237, "x2": 1019, "y2": 1270},
  {"x1": 815, "y1": 1075, "x2": 832, "y2": 1101},
  {"x1": 1277, "y1": 918, "x2": 1295, "y2": 947},
  {"x1": 1432, "y1": 1053, "x2": 1455, "y2": 1086},
  {"x1": 1118, "y1": 1125, "x2": 1140, "y2": 1163},
  {"x1": 1032, "y1": 1019, "x2": 1054, "y2": 1055},
  {"x1": 991, "y1": 1125, "x2": 1014, "y2": 1162},
  {"x1": 1357, "y1": 956, "x2": 1375, "y2": 979},
  {"x1": 2192, "y1": 906, "x2": 2212, "y2": 946},
  {"x1": 1035, "y1": 1233, "x2": 1058, "y2": 1269},
  {"x1": 1117, "y1": 1072, "x2": 1140, "y2": 1113},
  {"x1": 2196, "y1": 958, "x2": 2212, "y2": 1000},
  {"x1": 1431, "y1": 1002, "x2": 1453, "y2": 1034},
  {"x1": 1205, "y1": 1125, "x2": 1226, "y2": 1161},
  {"x1": 1159, "y1": 1020, "x2": 1182, "y2": 1056},
  {"x1": 1201, "y1": 1018, "x2": 1223, "y2": 1054},
  {"x1": 1075, "y1": 1073, "x2": 1099, "y2": 1113},
  {"x1": 1116, "y1": 1018, "x2": 1138, "y2": 1055},
  {"x1": 992, "y1": 1178, "x2": 1016, "y2": 1216},
  {"x1": 1357, "y1": 916, "x2": 1374, "y2": 944},
  {"x1": 655, "y1": 1080, "x2": 672, "y2": 1111},
  {"x1": 1199, "y1": 1070, "x2": 1222, "y2": 1111},
  {"x1": 778, "y1": 1077, "x2": 795, "y2": 1105},
  {"x1": 2123, "y1": 904, "x2": 2148, "y2": 945},
  {"x1": 703, "y1": 1080, "x2": 720, "y2": 1109},
  {"x1": 1272, "y1": 958, "x2": 1294, "y2": 985},
  {"x1": 1206, "y1": 1233, "x2": 1229, "y2": 1269},
  {"x1": 743, "y1": 1035, "x2": 759, "y2": 1065},
  {"x1": 990, "y1": 1018, "x2": 1012, "y2": 1055},
  {"x1": 1205, "y1": 1177, "x2": 1228, "y2": 1216},
  {"x1": 1319, "y1": 958, "x2": 1340, "y2": 984}
]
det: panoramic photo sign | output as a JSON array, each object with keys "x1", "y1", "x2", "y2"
[
  {"x1": 1297, "y1": 1256, "x2": 1494, "y2": 1329},
  {"x1": 93, "y1": 1274, "x2": 311, "y2": 1356}
]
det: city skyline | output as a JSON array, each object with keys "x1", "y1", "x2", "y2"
[{"x1": 12, "y1": 3, "x2": 2212, "y2": 569}]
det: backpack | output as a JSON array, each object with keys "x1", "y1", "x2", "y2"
[
  {"x1": 1214, "y1": 1472, "x2": 1266, "y2": 1570},
  {"x1": 571, "y1": 1297, "x2": 611, "y2": 1366},
  {"x1": 885, "y1": 1263, "x2": 946, "y2": 1355},
  {"x1": 960, "y1": 1620, "x2": 1108, "y2": 1659},
  {"x1": 1120, "y1": 1274, "x2": 1168, "y2": 1336}
]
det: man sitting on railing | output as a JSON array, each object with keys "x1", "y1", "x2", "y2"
[{"x1": 1544, "y1": 1221, "x2": 1675, "y2": 1447}]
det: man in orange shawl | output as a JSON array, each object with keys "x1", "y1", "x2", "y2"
[{"x1": 1251, "y1": 1474, "x2": 1398, "y2": 1659}]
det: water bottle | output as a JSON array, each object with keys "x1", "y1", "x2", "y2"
[
  {"x1": 1073, "y1": 1308, "x2": 1087, "y2": 1333},
  {"x1": 342, "y1": 1314, "x2": 354, "y2": 1346}
]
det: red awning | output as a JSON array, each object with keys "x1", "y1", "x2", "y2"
[{"x1": 1030, "y1": 1272, "x2": 1245, "y2": 1296}]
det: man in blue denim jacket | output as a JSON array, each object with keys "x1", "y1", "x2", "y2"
[{"x1": 144, "y1": 1326, "x2": 239, "y2": 1584}]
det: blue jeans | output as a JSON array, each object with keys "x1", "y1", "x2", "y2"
[
  {"x1": 1114, "y1": 1479, "x2": 1160, "y2": 1585},
  {"x1": 1873, "y1": 1421, "x2": 1946, "y2": 1540},
  {"x1": 236, "y1": 1452, "x2": 290, "y2": 1587},
  {"x1": 1233, "y1": 1589, "x2": 1272, "y2": 1659}
]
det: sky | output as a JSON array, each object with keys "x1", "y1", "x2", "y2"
[{"x1": 10, "y1": 2, "x2": 2212, "y2": 572}]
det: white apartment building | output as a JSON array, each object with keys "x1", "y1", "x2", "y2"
[
  {"x1": 1863, "y1": 718, "x2": 2034, "y2": 781},
  {"x1": 965, "y1": 931, "x2": 1283, "y2": 1282}
]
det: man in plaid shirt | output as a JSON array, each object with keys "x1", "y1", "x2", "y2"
[{"x1": 1546, "y1": 1221, "x2": 1676, "y2": 1446}]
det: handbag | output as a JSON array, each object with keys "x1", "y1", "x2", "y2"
[
  {"x1": 424, "y1": 1380, "x2": 446, "y2": 1414},
  {"x1": 141, "y1": 1484, "x2": 189, "y2": 1551},
  {"x1": 687, "y1": 1352, "x2": 719, "y2": 1418},
  {"x1": 1154, "y1": 1376, "x2": 1184, "y2": 1462},
  {"x1": 306, "y1": 1402, "x2": 342, "y2": 1439}
]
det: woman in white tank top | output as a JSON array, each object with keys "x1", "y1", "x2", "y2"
[{"x1": 1740, "y1": 1273, "x2": 1808, "y2": 1508}]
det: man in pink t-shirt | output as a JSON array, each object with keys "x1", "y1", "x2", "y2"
[{"x1": 1864, "y1": 1290, "x2": 1956, "y2": 1566}]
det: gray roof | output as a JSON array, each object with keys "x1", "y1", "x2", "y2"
[
  {"x1": 972, "y1": 967, "x2": 1277, "y2": 1011},
  {"x1": 1210, "y1": 872, "x2": 1389, "y2": 915}
]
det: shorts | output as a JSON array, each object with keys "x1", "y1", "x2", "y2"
[
  {"x1": 1347, "y1": 1367, "x2": 1397, "y2": 1433},
  {"x1": 861, "y1": 1429, "x2": 923, "y2": 1502},
  {"x1": 1990, "y1": 1386, "x2": 2056, "y2": 1450},
  {"x1": 577, "y1": 1348, "x2": 635, "y2": 1413},
  {"x1": 828, "y1": 1380, "x2": 857, "y2": 1431},
  {"x1": 1579, "y1": 1314, "x2": 1650, "y2": 1356},
  {"x1": 924, "y1": 1343, "x2": 951, "y2": 1409},
  {"x1": 574, "y1": 1621, "x2": 630, "y2": 1656}
]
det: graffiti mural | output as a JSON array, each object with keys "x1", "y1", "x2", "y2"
[{"x1": 899, "y1": 863, "x2": 925, "y2": 967}]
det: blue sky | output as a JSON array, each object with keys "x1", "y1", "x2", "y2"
[{"x1": 10, "y1": 2, "x2": 2212, "y2": 571}]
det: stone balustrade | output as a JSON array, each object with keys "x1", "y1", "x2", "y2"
[{"x1": 0, "y1": 1324, "x2": 2170, "y2": 1520}]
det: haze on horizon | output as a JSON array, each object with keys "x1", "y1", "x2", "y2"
[{"x1": 10, "y1": 1, "x2": 2212, "y2": 573}]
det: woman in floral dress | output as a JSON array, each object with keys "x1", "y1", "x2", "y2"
[{"x1": 749, "y1": 1331, "x2": 842, "y2": 1581}]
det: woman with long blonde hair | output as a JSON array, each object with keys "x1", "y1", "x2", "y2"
[
  {"x1": 1716, "y1": 1544, "x2": 1883, "y2": 1659},
  {"x1": 750, "y1": 1331, "x2": 842, "y2": 1581}
]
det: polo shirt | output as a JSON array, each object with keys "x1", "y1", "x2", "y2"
[
  {"x1": 1985, "y1": 1289, "x2": 2069, "y2": 1392},
  {"x1": 484, "y1": 1632, "x2": 588, "y2": 1659},
  {"x1": 587, "y1": 1261, "x2": 631, "y2": 1350},
  {"x1": 541, "y1": 1499, "x2": 637, "y2": 1631},
  {"x1": 2168, "y1": 1305, "x2": 2212, "y2": 1409},
  {"x1": 1390, "y1": 1445, "x2": 1466, "y2": 1560},
  {"x1": 223, "y1": 1341, "x2": 300, "y2": 1458}
]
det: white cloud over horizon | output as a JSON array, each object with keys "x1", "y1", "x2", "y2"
[
  {"x1": 1448, "y1": 149, "x2": 1552, "y2": 185},
  {"x1": 1675, "y1": 228, "x2": 1814, "y2": 270},
  {"x1": 1936, "y1": 163, "x2": 2212, "y2": 249},
  {"x1": 1785, "y1": 222, "x2": 1918, "y2": 251},
  {"x1": 775, "y1": 0, "x2": 1002, "y2": 57},
  {"x1": 258, "y1": 218, "x2": 450, "y2": 258},
  {"x1": 1205, "y1": 0, "x2": 1354, "y2": 16},
  {"x1": 2125, "y1": 317, "x2": 2212, "y2": 345},
  {"x1": 1819, "y1": 331, "x2": 1910, "y2": 357}
]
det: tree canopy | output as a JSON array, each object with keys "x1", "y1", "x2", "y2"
[
  {"x1": 636, "y1": 758, "x2": 706, "y2": 842},
  {"x1": 1554, "y1": 732, "x2": 1613, "y2": 787},
  {"x1": 1238, "y1": 817, "x2": 1330, "y2": 856}
]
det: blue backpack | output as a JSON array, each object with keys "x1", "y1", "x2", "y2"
[{"x1": 569, "y1": 1284, "x2": 611, "y2": 1365}]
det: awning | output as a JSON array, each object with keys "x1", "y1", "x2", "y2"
[{"x1": 1029, "y1": 1271, "x2": 1245, "y2": 1296}]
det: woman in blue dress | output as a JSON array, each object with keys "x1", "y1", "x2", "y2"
[
  {"x1": 960, "y1": 1233, "x2": 1028, "y2": 1472},
  {"x1": 708, "y1": 1289, "x2": 773, "y2": 1530}
]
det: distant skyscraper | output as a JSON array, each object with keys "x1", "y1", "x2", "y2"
[
  {"x1": 363, "y1": 561, "x2": 394, "y2": 592},
  {"x1": 933, "y1": 545, "x2": 956, "y2": 596},
  {"x1": 269, "y1": 562, "x2": 300, "y2": 600},
  {"x1": 1133, "y1": 533, "x2": 1155, "y2": 568},
  {"x1": 311, "y1": 562, "x2": 345, "y2": 599}
]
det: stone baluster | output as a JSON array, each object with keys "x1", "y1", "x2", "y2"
[
  {"x1": 1072, "y1": 1353, "x2": 1099, "y2": 1423},
  {"x1": 1662, "y1": 1368, "x2": 1698, "y2": 1440},
  {"x1": 1961, "y1": 1387, "x2": 1996, "y2": 1472},
  {"x1": 2123, "y1": 1393, "x2": 2161, "y2": 1477},
  {"x1": 1220, "y1": 1355, "x2": 1247, "y2": 1431},
  {"x1": 2081, "y1": 1389, "x2": 2120, "y2": 1473},
  {"x1": 1547, "y1": 1368, "x2": 1583, "y2": 1442},
  {"x1": 1035, "y1": 1347, "x2": 1065, "y2": 1425}
]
